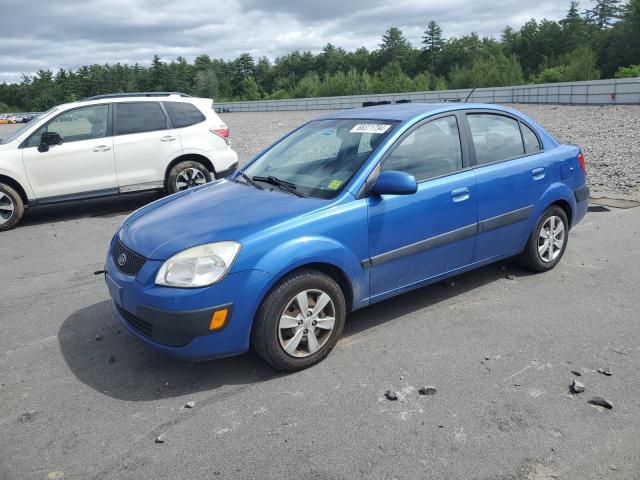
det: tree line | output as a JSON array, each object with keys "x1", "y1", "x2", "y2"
[{"x1": 1, "y1": 0, "x2": 639, "y2": 112}]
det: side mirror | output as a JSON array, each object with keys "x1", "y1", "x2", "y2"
[
  {"x1": 38, "y1": 132, "x2": 63, "y2": 152},
  {"x1": 370, "y1": 170, "x2": 418, "y2": 196}
]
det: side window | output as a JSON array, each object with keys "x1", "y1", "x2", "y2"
[
  {"x1": 521, "y1": 123, "x2": 542, "y2": 154},
  {"x1": 467, "y1": 114, "x2": 525, "y2": 165},
  {"x1": 163, "y1": 102, "x2": 206, "y2": 128},
  {"x1": 116, "y1": 102, "x2": 167, "y2": 135},
  {"x1": 25, "y1": 104, "x2": 109, "y2": 148},
  {"x1": 382, "y1": 116, "x2": 463, "y2": 182}
]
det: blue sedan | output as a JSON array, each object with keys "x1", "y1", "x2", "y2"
[{"x1": 105, "y1": 103, "x2": 589, "y2": 370}]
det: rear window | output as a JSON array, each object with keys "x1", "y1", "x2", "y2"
[
  {"x1": 116, "y1": 102, "x2": 167, "y2": 135},
  {"x1": 521, "y1": 123, "x2": 542, "y2": 154},
  {"x1": 467, "y1": 114, "x2": 525, "y2": 165},
  {"x1": 163, "y1": 102, "x2": 206, "y2": 128}
]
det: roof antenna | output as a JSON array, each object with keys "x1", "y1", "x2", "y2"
[{"x1": 464, "y1": 88, "x2": 476, "y2": 103}]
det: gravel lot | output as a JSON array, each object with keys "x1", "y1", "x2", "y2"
[
  {"x1": 1, "y1": 188, "x2": 640, "y2": 479},
  {"x1": 1, "y1": 104, "x2": 640, "y2": 479},
  {"x1": 2, "y1": 104, "x2": 639, "y2": 195}
]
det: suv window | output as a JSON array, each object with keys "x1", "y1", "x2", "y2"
[
  {"x1": 382, "y1": 116, "x2": 463, "y2": 182},
  {"x1": 116, "y1": 102, "x2": 167, "y2": 135},
  {"x1": 25, "y1": 105, "x2": 109, "y2": 148},
  {"x1": 521, "y1": 123, "x2": 542, "y2": 154},
  {"x1": 467, "y1": 114, "x2": 524, "y2": 165},
  {"x1": 163, "y1": 102, "x2": 205, "y2": 128}
]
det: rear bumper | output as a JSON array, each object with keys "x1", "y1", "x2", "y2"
[
  {"x1": 573, "y1": 184, "x2": 590, "y2": 204},
  {"x1": 216, "y1": 161, "x2": 238, "y2": 179},
  {"x1": 572, "y1": 183, "x2": 589, "y2": 227}
]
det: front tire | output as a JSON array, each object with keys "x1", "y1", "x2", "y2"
[
  {"x1": 518, "y1": 205, "x2": 569, "y2": 272},
  {"x1": 251, "y1": 269, "x2": 347, "y2": 371},
  {"x1": 0, "y1": 183, "x2": 24, "y2": 232},
  {"x1": 166, "y1": 160, "x2": 212, "y2": 194}
]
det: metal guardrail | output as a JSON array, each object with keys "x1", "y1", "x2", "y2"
[{"x1": 214, "y1": 77, "x2": 640, "y2": 112}]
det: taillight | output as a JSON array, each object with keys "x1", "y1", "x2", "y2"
[
  {"x1": 577, "y1": 152, "x2": 586, "y2": 173},
  {"x1": 211, "y1": 127, "x2": 230, "y2": 144}
]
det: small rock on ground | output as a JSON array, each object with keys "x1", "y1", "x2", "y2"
[
  {"x1": 155, "y1": 433, "x2": 167, "y2": 443},
  {"x1": 94, "y1": 334, "x2": 103, "y2": 341},
  {"x1": 419, "y1": 386, "x2": 438, "y2": 395},
  {"x1": 597, "y1": 367, "x2": 612, "y2": 376},
  {"x1": 107, "y1": 355, "x2": 115, "y2": 364},
  {"x1": 571, "y1": 380, "x2": 585, "y2": 393},
  {"x1": 506, "y1": 274, "x2": 516, "y2": 280},
  {"x1": 185, "y1": 401, "x2": 195, "y2": 409},
  {"x1": 571, "y1": 369, "x2": 582, "y2": 376},
  {"x1": 384, "y1": 389, "x2": 398, "y2": 401},
  {"x1": 588, "y1": 396, "x2": 614, "y2": 409}
]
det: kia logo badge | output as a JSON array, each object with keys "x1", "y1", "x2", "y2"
[{"x1": 118, "y1": 253, "x2": 127, "y2": 266}]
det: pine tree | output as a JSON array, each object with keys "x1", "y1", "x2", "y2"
[
  {"x1": 584, "y1": 0, "x2": 622, "y2": 29},
  {"x1": 379, "y1": 27, "x2": 412, "y2": 67},
  {"x1": 422, "y1": 21, "x2": 444, "y2": 71}
]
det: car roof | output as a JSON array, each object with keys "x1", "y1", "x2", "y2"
[
  {"x1": 54, "y1": 94, "x2": 210, "y2": 111},
  {"x1": 320, "y1": 103, "x2": 514, "y2": 122}
]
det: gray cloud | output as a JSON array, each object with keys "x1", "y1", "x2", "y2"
[{"x1": 0, "y1": 0, "x2": 581, "y2": 83}]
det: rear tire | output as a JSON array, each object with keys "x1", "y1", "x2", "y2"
[
  {"x1": 0, "y1": 183, "x2": 24, "y2": 232},
  {"x1": 251, "y1": 269, "x2": 346, "y2": 371},
  {"x1": 517, "y1": 205, "x2": 569, "y2": 272},
  {"x1": 166, "y1": 160, "x2": 212, "y2": 194}
]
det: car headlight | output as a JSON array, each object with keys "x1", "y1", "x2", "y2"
[{"x1": 155, "y1": 241, "x2": 241, "y2": 288}]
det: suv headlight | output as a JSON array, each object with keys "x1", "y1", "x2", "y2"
[{"x1": 155, "y1": 241, "x2": 241, "y2": 288}]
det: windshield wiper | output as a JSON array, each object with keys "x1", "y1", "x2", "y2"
[
  {"x1": 252, "y1": 176, "x2": 306, "y2": 198},
  {"x1": 236, "y1": 172, "x2": 264, "y2": 190}
]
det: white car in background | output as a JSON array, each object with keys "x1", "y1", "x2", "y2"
[{"x1": 0, "y1": 93, "x2": 238, "y2": 231}]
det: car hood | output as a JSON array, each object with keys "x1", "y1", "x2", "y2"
[{"x1": 121, "y1": 180, "x2": 327, "y2": 260}]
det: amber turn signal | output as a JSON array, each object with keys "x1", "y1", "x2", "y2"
[{"x1": 209, "y1": 308, "x2": 229, "y2": 331}]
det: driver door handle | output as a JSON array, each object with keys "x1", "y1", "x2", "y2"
[
  {"x1": 161, "y1": 136, "x2": 176, "y2": 142},
  {"x1": 93, "y1": 145, "x2": 112, "y2": 152}
]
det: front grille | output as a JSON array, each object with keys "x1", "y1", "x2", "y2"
[
  {"x1": 112, "y1": 240, "x2": 146, "y2": 276},
  {"x1": 116, "y1": 304, "x2": 153, "y2": 337}
]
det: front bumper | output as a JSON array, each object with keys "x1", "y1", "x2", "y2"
[{"x1": 106, "y1": 240, "x2": 274, "y2": 360}]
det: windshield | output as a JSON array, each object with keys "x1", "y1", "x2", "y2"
[
  {"x1": 241, "y1": 118, "x2": 398, "y2": 199},
  {"x1": 0, "y1": 108, "x2": 58, "y2": 144}
]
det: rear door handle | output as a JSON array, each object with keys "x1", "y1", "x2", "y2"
[
  {"x1": 451, "y1": 187, "x2": 470, "y2": 202},
  {"x1": 161, "y1": 136, "x2": 176, "y2": 142},
  {"x1": 532, "y1": 167, "x2": 545, "y2": 180},
  {"x1": 93, "y1": 145, "x2": 111, "y2": 152}
]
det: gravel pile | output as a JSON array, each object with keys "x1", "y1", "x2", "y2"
[{"x1": 222, "y1": 104, "x2": 640, "y2": 195}]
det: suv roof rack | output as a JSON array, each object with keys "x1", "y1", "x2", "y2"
[{"x1": 82, "y1": 92, "x2": 192, "y2": 101}]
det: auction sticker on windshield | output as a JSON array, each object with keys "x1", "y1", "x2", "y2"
[{"x1": 350, "y1": 123, "x2": 391, "y2": 134}]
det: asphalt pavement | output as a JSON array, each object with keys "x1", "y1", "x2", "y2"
[{"x1": 1, "y1": 190, "x2": 639, "y2": 479}]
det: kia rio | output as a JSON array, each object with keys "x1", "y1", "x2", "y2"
[{"x1": 105, "y1": 103, "x2": 589, "y2": 371}]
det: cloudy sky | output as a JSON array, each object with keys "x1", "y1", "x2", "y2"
[{"x1": 0, "y1": 0, "x2": 583, "y2": 83}]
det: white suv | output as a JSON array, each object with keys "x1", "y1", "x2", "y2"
[{"x1": 0, "y1": 93, "x2": 238, "y2": 231}]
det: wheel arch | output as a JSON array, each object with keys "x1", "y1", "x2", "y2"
[
  {"x1": 164, "y1": 154, "x2": 216, "y2": 190},
  {"x1": 0, "y1": 174, "x2": 29, "y2": 206},
  {"x1": 550, "y1": 198, "x2": 573, "y2": 227}
]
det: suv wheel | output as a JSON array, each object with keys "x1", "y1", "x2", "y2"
[
  {"x1": 0, "y1": 183, "x2": 24, "y2": 232},
  {"x1": 251, "y1": 269, "x2": 346, "y2": 371},
  {"x1": 166, "y1": 160, "x2": 212, "y2": 194},
  {"x1": 518, "y1": 205, "x2": 569, "y2": 272}
]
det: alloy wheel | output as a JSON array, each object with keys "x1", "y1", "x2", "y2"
[
  {"x1": 0, "y1": 192, "x2": 14, "y2": 226},
  {"x1": 176, "y1": 168, "x2": 207, "y2": 191},
  {"x1": 278, "y1": 289, "x2": 336, "y2": 358},
  {"x1": 537, "y1": 215, "x2": 565, "y2": 262}
]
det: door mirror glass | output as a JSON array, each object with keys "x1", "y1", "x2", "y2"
[{"x1": 371, "y1": 170, "x2": 417, "y2": 196}]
